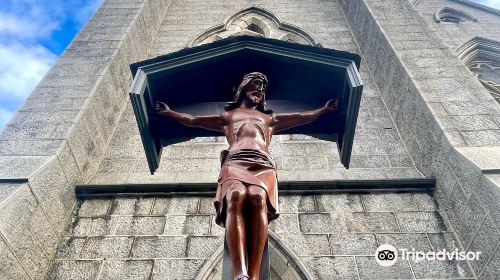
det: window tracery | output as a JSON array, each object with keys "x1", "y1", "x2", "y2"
[
  {"x1": 434, "y1": 7, "x2": 477, "y2": 23},
  {"x1": 188, "y1": 6, "x2": 320, "y2": 47},
  {"x1": 457, "y1": 37, "x2": 500, "y2": 102},
  {"x1": 469, "y1": 61, "x2": 500, "y2": 101},
  {"x1": 195, "y1": 232, "x2": 313, "y2": 279},
  {"x1": 188, "y1": 7, "x2": 323, "y2": 143}
]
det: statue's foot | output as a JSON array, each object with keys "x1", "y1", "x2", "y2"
[{"x1": 235, "y1": 274, "x2": 249, "y2": 280}]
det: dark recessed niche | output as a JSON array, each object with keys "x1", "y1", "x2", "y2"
[{"x1": 129, "y1": 35, "x2": 363, "y2": 173}]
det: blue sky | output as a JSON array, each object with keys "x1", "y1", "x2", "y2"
[
  {"x1": 0, "y1": 0, "x2": 103, "y2": 129},
  {"x1": 0, "y1": 0, "x2": 499, "y2": 130}
]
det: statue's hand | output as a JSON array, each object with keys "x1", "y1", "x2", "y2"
[
  {"x1": 324, "y1": 98, "x2": 340, "y2": 113},
  {"x1": 155, "y1": 101, "x2": 170, "y2": 113}
]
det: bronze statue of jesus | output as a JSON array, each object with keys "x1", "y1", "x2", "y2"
[{"x1": 156, "y1": 72, "x2": 339, "y2": 280}]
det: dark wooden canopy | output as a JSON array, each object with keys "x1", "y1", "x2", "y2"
[{"x1": 129, "y1": 35, "x2": 363, "y2": 174}]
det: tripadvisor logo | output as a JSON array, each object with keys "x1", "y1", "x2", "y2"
[
  {"x1": 375, "y1": 244, "x2": 481, "y2": 267},
  {"x1": 375, "y1": 244, "x2": 397, "y2": 267}
]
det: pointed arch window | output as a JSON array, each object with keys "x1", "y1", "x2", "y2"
[
  {"x1": 195, "y1": 231, "x2": 313, "y2": 279},
  {"x1": 188, "y1": 6, "x2": 320, "y2": 47},
  {"x1": 457, "y1": 37, "x2": 500, "y2": 102},
  {"x1": 434, "y1": 7, "x2": 477, "y2": 23},
  {"x1": 186, "y1": 7, "x2": 323, "y2": 143}
]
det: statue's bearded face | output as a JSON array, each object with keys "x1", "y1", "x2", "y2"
[{"x1": 244, "y1": 77, "x2": 266, "y2": 106}]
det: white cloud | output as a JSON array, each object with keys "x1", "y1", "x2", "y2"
[
  {"x1": 0, "y1": 43, "x2": 56, "y2": 101},
  {"x1": 0, "y1": 0, "x2": 104, "y2": 129},
  {"x1": 0, "y1": 43, "x2": 56, "y2": 128},
  {"x1": 0, "y1": 4, "x2": 60, "y2": 42}
]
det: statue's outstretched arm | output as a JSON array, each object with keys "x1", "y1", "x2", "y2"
[
  {"x1": 155, "y1": 101, "x2": 226, "y2": 132},
  {"x1": 272, "y1": 99, "x2": 339, "y2": 133}
]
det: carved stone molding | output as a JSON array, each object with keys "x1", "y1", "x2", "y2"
[
  {"x1": 434, "y1": 7, "x2": 477, "y2": 23},
  {"x1": 188, "y1": 6, "x2": 320, "y2": 47},
  {"x1": 469, "y1": 62, "x2": 500, "y2": 101},
  {"x1": 411, "y1": 0, "x2": 422, "y2": 6},
  {"x1": 457, "y1": 37, "x2": 500, "y2": 101}
]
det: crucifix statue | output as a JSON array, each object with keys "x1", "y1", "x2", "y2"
[{"x1": 155, "y1": 72, "x2": 339, "y2": 280}]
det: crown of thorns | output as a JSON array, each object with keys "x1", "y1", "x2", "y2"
[
  {"x1": 231, "y1": 72, "x2": 268, "y2": 102},
  {"x1": 241, "y1": 72, "x2": 268, "y2": 86},
  {"x1": 224, "y1": 72, "x2": 272, "y2": 113}
]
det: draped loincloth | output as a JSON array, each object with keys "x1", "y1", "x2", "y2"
[{"x1": 214, "y1": 149, "x2": 279, "y2": 227}]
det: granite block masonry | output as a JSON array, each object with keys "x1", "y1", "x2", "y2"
[{"x1": 0, "y1": 0, "x2": 498, "y2": 279}]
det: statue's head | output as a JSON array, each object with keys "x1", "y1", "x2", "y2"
[{"x1": 225, "y1": 72, "x2": 272, "y2": 114}]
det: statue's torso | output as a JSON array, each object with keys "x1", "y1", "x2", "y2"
[{"x1": 224, "y1": 108, "x2": 273, "y2": 154}]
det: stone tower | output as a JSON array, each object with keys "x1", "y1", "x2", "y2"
[{"x1": 0, "y1": 0, "x2": 498, "y2": 279}]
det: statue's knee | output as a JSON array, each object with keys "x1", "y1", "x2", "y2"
[
  {"x1": 247, "y1": 187, "x2": 266, "y2": 209},
  {"x1": 226, "y1": 185, "x2": 246, "y2": 210}
]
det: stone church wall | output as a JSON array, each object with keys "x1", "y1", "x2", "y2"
[
  {"x1": 92, "y1": 0, "x2": 422, "y2": 186},
  {"x1": 48, "y1": 193, "x2": 466, "y2": 279},
  {"x1": 339, "y1": 0, "x2": 499, "y2": 278},
  {"x1": 0, "y1": 0, "x2": 169, "y2": 278},
  {"x1": 0, "y1": 0, "x2": 498, "y2": 279},
  {"x1": 414, "y1": 0, "x2": 500, "y2": 50}
]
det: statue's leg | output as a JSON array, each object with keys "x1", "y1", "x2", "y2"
[
  {"x1": 245, "y1": 185, "x2": 268, "y2": 280},
  {"x1": 224, "y1": 180, "x2": 248, "y2": 278}
]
